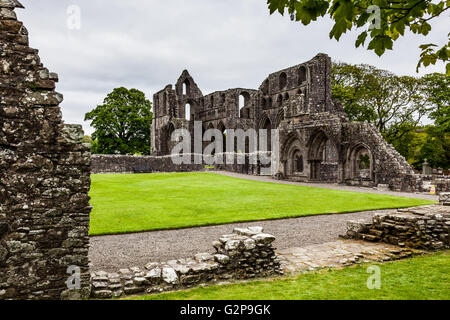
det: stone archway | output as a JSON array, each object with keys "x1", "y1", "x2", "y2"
[
  {"x1": 307, "y1": 131, "x2": 339, "y2": 181},
  {"x1": 161, "y1": 123, "x2": 176, "y2": 156},
  {"x1": 281, "y1": 133, "x2": 305, "y2": 178},
  {"x1": 345, "y1": 144, "x2": 374, "y2": 182}
]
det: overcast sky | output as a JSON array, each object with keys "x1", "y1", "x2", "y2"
[{"x1": 18, "y1": 0, "x2": 447, "y2": 135}]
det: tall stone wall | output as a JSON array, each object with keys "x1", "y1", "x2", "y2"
[{"x1": 0, "y1": 1, "x2": 91, "y2": 300}]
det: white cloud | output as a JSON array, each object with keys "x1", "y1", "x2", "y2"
[{"x1": 16, "y1": 0, "x2": 447, "y2": 135}]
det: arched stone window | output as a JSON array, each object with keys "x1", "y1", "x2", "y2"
[
  {"x1": 353, "y1": 146, "x2": 372, "y2": 180},
  {"x1": 261, "y1": 97, "x2": 267, "y2": 109},
  {"x1": 277, "y1": 94, "x2": 283, "y2": 107},
  {"x1": 296, "y1": 154, "x2": 304, "y2": 172},
  {"x1": 298, "y1": 66, "x2": 307, "y2": 85},
  {"x1": 261, "y1": 79, "x2": 269, "y2": 95},
  {"x1": 161, "y1": 123, "x2": 176, "y2": 155},
  {"x1": 279, "y1": 72, "x2": 287, "y2": 90},
  {"x1": 239, "y1": 92, "x2": 250, "y2": 118},
  {"x1": 262, "y1": 117, "x2": 272, "y2": 152},
  {"x1": 182, "y1": 79, "x2": 191, "y2": 96},
  {"x1": 185, "y1": 103, "x2": 191, "y2": 121}
]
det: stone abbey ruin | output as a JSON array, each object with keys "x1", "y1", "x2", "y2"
[
  {"x1": 1, "y1": 1, "x2": 447, "y2": 301},
  {"x1": 150, "y1": 54, "x2": 421, "y2": 192}
]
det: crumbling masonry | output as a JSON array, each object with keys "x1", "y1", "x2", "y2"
[
  {"x1": 0, "y1": 1, "x2": 91, "y2": 299},
  {"x1": 151, "y1": 54, "x2": 422, "y2": 192}
]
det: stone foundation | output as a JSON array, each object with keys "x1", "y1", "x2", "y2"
[
  {"x1": 342, "y1": 205, "x2": 450, "y2": 251},
  {"x1": 90, "y1": 227, "x2": 281, "y2": 299}
]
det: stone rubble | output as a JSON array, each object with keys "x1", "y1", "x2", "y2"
[
  {"x1": 439, "y1": 192, "x2": 450, "y2": 206},
  {"x1": 342, "y1": 205, "x2": 450, "y2": 251},
  {"x1": 90, "y1": 227, "x2": 281, "y2": 299}
]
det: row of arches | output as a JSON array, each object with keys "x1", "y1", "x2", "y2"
[
  {"x1": 182, "y1": 92, "x2": 252, "y2": 121},
  {"x1": 274, "y1": 66, "x2": 310, "y2": 93},
  {"x1": 282, "y1": 131, "x2": 374, "y2": 182}
]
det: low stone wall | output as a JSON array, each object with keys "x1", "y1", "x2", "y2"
[
  {"x1": 342, "y1": 205, "x2": 450, "y2": 251},
  {"x1": 91, "y1": 154, "x2": 265, "y2": 175},
  {"x1": 91, "y1": 155, "x2": 205, "y2": 173},
  {"x1": 90, "y1": 227, "x2": 281, "y2": 299},
  {"x1": 433, "y1": 179, "x2": 450, "y2": 193},
  {"x1": 440, "y1": 193, "x2": 450, "y2": 206}
]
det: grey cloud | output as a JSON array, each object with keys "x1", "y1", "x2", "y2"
[{"x1": 17, "y1": 0, "x2": 447, "y2": 135}]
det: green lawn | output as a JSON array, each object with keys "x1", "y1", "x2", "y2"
[
  {"x1": 89, "y1": 173, "x2": 434, "y2": 236},
  {"x1": 127, "y1": 251, "x2": 450, "y2": 300}
]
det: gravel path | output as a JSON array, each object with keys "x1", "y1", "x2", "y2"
[
  {"x1": 89, "y1": 209, "x2": 389, "y2": 272},
  {"x1": 212, "y1": 171, "x2": 438, "y2": 201}
]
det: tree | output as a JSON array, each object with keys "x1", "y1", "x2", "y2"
[
  {"x1": 418, "y1": 125, "x2": 450, "y2": 169},
  {"x1": 266, "y1": 0, "x2": 450, "y2": 74},
  {"x1": 85, "y1": 87, "x2": 153, "y2": 155},
  {"x1": 421, "y1": 72, "x2": 450, "y2": 132},
  {"x1": 332, "y1": 62, "x2": 431, "y2": 145},
  {"x1": 417, "y1": 73, "x2": 450, "y2": 169},
  {"x1": 332, "y1": 63, "x2": 450, "y2": 169}
]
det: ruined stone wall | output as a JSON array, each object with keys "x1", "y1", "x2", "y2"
[
  {"x1": 432, "y1": 179, "x2": 450, "y2": 193},
  {"x1": 149, "y1": 53, "x2": 422, "y2": 192},
  {"x1": 0, "y1": 1, "x2": 91, "y2": 300},
  {"x1": 91, "y1": 227, "x2": 281, "y2": 299},
  {"x1": 342, "y1": 205, "x2": 450, "y2": 251}
]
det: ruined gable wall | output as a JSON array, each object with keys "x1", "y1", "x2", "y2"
[{"x1": 0, "y1": 1, "x2": 91, "y2": 300}]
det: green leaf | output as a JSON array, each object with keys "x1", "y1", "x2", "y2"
[
  {"x1": 356, "y1": 31, "x2": 367, "y2": 48},
  {"x1": 368, "y1": 35, "x2": 393, "y2": 56}
]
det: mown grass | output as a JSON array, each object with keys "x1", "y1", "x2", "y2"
[
  {"x1": 89, "y1": 173, "x2": 434, "y2": 236},
  {"x1": 127, "y1": 251, "x2": 450, "y2": 300}
]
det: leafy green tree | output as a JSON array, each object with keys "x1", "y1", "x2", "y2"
[
  {"x1": 421, "y1": 72, "x2": 450, "y2": 132},
  {"x1": 417, "y1": 126, "x2": 450, "y2": 169},
  {"x1": 266, "y1": 0, "x2": 450, "y2": 74},
  {"x1": 85, "y1": 87, "x2": 153, "y2": 155},
  {"x1": 332, "y1": 63, "x2": 450, "y2": 169},
  {"x1": 417, "y1": 73, "x2": 450, "y2": 170},
  {"x1": 332, "y1": 62, "x2": 431, "y2": 146}
]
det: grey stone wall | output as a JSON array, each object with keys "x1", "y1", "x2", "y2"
[
  {"x1": 91, "y1": 154, "x2": 204, "y2": 174},
  {"x1": 342, "y1": 205, "x2": 450, "y2": 251},
  {"x1": 0, "y1": 1, "x2": 91, "y2": 300},
  {"x1": 90, "y1": 227, "x2": 281, "y2": 299},
  {"x1": 432, "y1": 179, "x2": 450, "y2": 193},
  {"x1": 91, "y1": 154, "x2": 263, "y2": 175}
]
